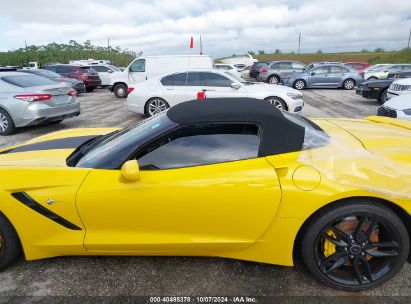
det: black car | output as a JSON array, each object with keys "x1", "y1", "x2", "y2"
[
  {"x1": 249, "y1": 61, "x2": 270, "y2": 79},
  {"x1": 19, "y1": 69, "x2": 86, "y2": 93},
  {"x1": 356, "y1": 70, "x2": 411, "y2": 103}
]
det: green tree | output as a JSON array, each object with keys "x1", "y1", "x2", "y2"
[
  {"x1": 375, "y1": 47, "x2": 385, "y2": 52},
  {"x1": 317, "y1": 49, "x2": 323, "y2": 54},
  {"x1": 258, "y1": 50, "x2": 265, "y2": 55},
  {"x1": 274, "y1": 49, "x2": 281, "y2": 54}
]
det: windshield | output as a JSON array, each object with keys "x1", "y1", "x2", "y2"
[
  {"x1": 2, "y1": 75, "x2": 56, "y2": 87},
  {"x1": 36, "y1": 69, "x2": 62, "y2": 78},
  {"x1": 369, "y1": 65, "x2": 388, "y2": 72},
  {"x1": 108, "y1": 65, "x2": 121, "y2": 72},
  {"x1": 75, "y1": 112, "x2": 177, "y2": 169},
  {"x1": 224, "y1": 71, "x2": 248, "y2": 83}
]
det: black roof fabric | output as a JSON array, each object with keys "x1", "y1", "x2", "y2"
[{"x1": 167, "y1": 98, "x2": 305, "y2": 156}]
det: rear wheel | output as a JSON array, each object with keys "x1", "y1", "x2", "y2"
[
  {"x1": 367, "y1": 77, "x2": 378, "y2": 81},
  {"x1": 114, "y1": 83, "x2": 128, "y2": 98},
  {"x1": 0, "y1": 109, "x2": 16, "y2": 136},
  {"x1": 293, "y1": 79, "x2": 306, "y2": 90},
  {"x1": 0, "y1": 213, "x2": 21, "y2": 270},
  {"x1": 301, "y1": 200, "x2": 409, "y2": 291},
  {"x1": 145, "y1": 98, "x2": 170, "y2": 117},
  {"x1": 343, "y1": 79, "x2": 355, "y2": 90},
  {"x1": 264, "y1": 97, "x2": 287, "y2": 110},
  {"x1": 268, "y1": 75, "x2": 280, "y2": 85}
]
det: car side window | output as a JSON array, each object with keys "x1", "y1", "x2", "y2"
[
  {"x1": 186, "y1": 72, "x2": 201, "y2": 86},
  {"x1": 292, "y1": 62, "x2": 305, "y2": 70},
  {"x1": 47, "y1": 66, "x2": 57, "y2": 72},
  {"x1": 278, "y1": 62, "x2": 292, "y2": 69},
  {"x1": 329, "y1": 66, "x2": 342, "y2": 74},
  {"x1": 160, "y1": 73, "x2": 187, "y2": 86},
  {"x1": 341, "y1": 67, "x2": 350, "y2": 73},
  {"x1": 386, "y1": 66, "x2": 401, "y2": 72},
  {"x1": 200, "y1": 72, "x2": 233, "y2": 87},
  {"x1": 129, "y1": 59, "x2": 145, "y2": 72},
  {"x1": 55, "y1": 66, "x2": 71, "y2": 73},
  {"x1": 401, "y1": 65, "x2": 411, "y2": 70},
  {"x1": 136, "y1": 123, "x2": 261, "y2": 170},
  {"x1": 313, "y1": 66, "x2": 329, "y2": 74},
  {"x1": 93, "y1": 66, "x2": 110, "y2": 72},
  {"x1": 270, "y1": 63, "x2": 280, "y2": 69}
]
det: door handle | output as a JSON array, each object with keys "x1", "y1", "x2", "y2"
[{"x1": 202, "y1": 89, "x2": 216, "y2": 92}]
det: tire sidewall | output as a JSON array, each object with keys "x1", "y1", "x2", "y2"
[
  {"x1": 0, "y1": 213, "x2": 21, "y2": 270},
  {"x1": 0, "y1": 109, "x2": 16, "y2": 136},
  {"x1": 114, "y1": 84, "x2": 128, "y2": 98},
  {"x1": 343, "y1": 79, "x2": 355, "y2": 90},
  {"x1": 268, "y1": 75, "x2": 280, "y2": 84},
  {"x1": 144, "y1": 98, "x2": 170, "y2": 117},
  {"x1": 293, "y1": 79, "x2": 306, "y2": 90},
  {"x1": 301, "y1": 201, "x2": 410, "y2": 291}
]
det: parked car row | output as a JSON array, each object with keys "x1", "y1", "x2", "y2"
[
  {"x1": 0, "y1": 71, "x2": 80, "y2": 135},
  {"x1": 248, "y1": 60, "x2": 366, "y2": 90}
]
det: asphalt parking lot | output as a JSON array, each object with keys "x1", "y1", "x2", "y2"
[{"x1": 2, "y1": 88, "x2": 410, "y2": 299}]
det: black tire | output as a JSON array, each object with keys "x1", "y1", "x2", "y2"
[
  {"x1": 268, "y1": 75, "x2": 280, "y2": 85},
  {"x1": 264, "y1": 97, "x2": 287, "y2": 110},
  {"x1": 86, "y1": 87, "x2": 95, "y2": 92},
  {"x1": 0, "y1": 213, "x2": 21, "y2": 270},
  {"x1": 301, "y1": 200, "x2": 409, "y2": 291},
  {"x1": 144, "y1": 98, "x2": 170, "y2": 117},
  {"x1": 293, "y1": 79, "x2": 306, "y2": 90},
  {"x1": 342, "y1": 78, "x2": 356, "y2": 90},
  {"x1": 378, "y1": 89, "x2": 388, "y2": 104},
  {"x1": 0, "y1": 109, "x2": 16, "y2": 136},
  {"x1": 114, "y1": 83, "x2": 128, "y2": 98}
]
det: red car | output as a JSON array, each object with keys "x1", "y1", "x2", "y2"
[
  {"x1": 343, "y1": 62, "x2": 370, "y2": 70},
  {"x1": 45, "y1": 65, "x2": 101, "y2": 92}
]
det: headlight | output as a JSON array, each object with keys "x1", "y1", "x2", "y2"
[
  {"x1": 403, "y1": 109, "x2": 411, "y2": 115},
  {"x1": 287, "y1": 92, "x2": 303, "y2": 100}
]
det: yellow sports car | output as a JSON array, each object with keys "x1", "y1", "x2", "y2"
[{"x1": 0, "y1": 98, "x2": 410, "y2": 291}]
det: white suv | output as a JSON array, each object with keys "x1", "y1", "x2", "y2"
[{"x1": 387, "y1": 78, "x2": 411, "y2": 100}]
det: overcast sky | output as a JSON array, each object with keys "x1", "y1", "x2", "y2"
[{"x1": 1, "y1": 0, "x2": 411, "y2": 56}]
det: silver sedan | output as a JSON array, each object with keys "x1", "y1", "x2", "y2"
[{"x1": 0, "y1": 72, "x2": 80, "y2": 135}]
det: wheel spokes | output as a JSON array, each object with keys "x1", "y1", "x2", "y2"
[
  {"x1": 322, "y1": 231, "x2": 348, "y2": 247},
  {"x1": 319, "y1": 252, "x2": 349, "y2": 273}
]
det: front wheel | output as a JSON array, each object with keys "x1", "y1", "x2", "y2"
[
  {"x1": 343, "y1": 79, "x2": 355, "y2": 90},
  {"x1": 86, "y1": 87, "x2": 95, "y2": 92},
  {"x1": 293, "y1": 79, "x2": 306, "y2": 90},
  {"x1": 114, "y1": 83, "x2": 128, "y2": 98},
  {"x1": 145, "y1": 98, "x2": 170, "y2": 117},
  {"x1": 264, "y1": 97, "x2": 287, "y2": 110},
  {"x1": 0, "y1": 213, "x2": 22, "y2": 270},
  {"x1": 301, "y1": 200, "x2": 409, "y2": 291}
]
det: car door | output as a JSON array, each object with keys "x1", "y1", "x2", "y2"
[
  {"x1": 76, "y1": 123, "x2": 281, "y2": 252},
  {"x1": 328, "y1": 66, "x2": 345, "y2": 86},
  {"x1": 307, "y1": 66, "x2": 330, "y2": 87},
  {"x1": 159, "y1": 72, "x2": 188, "y2": 105},
  {"x1": 278, "y1": 62, "x2": 293, "y2": 77},
  {"x1": 185, "y1": 71, "x2": 247, "y2": 100},
  {"x1": 128, "y1": 59, "x2": 146, "y2": 83}
]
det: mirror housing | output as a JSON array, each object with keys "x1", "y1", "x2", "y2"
[
  {"x1": 121, "y1": 160, "x2": 140, "y2": 181},
  {"x1": 231, "y1": 83, "x2": 241, "y2": 89},
  {"x1": 311, "y1": 72, "x2": 316, "y2": 76}
]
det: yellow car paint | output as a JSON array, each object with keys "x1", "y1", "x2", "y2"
[{"x1": 0, "y1": 117, "x2": 410, "y2": 267}]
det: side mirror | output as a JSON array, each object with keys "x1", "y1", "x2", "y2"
[
  {"x1": 311, "y1": 72, "x2": 316, "y2": 76},
  {"x1": 121, "y1": 160, "x2": 140, "y2": 181},
  {"x1": 108, "y1": 70, "x2": 114, "y2": 73},
  {"x1": 231, "y1": 83, "x2": 241, "y2": 89}
]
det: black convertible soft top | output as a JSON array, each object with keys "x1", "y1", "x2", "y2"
[{"x1": 167, "y1": 98, "x2": 306, "y2": 156}]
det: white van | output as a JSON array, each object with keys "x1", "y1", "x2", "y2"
[{"x1": 109, "y1": 55, "x2": 214, "y2": 98}]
